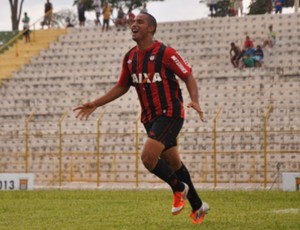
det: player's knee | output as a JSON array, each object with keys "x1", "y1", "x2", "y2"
[
  {"x1": 141, "y1": 152, "x2": 151, "y2": 168},
  {"x1": 141, "y1": 151, "x2": 157, "y2": 171}
]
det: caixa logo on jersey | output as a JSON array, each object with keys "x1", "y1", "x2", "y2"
[{"x1": 131, "y1": 73, "x2": 162, "y2": 84}]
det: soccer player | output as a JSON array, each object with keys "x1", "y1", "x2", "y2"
[{"x1": 73, "y1": 12, "x2": 209, "y2": 224}]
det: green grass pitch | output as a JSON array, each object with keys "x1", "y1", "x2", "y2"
[{"x1": 0, "y1": 190, "x2": 299, "y2": 230}]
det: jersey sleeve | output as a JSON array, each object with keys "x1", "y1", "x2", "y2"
[
  {"x1": 117, "y1": 55, "x2": 133, "y2": 87},
  {"x1": 163, "y1": 46, "x2": 192, "y2": 80}
]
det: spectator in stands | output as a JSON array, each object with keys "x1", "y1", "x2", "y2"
[
  {"x1": 78, "y1": 0, "x2": 86, "y2": 27},
  {"x1": 262, "y1": 25, "x2": 276, "y2": 48},
  {"x1": 140, "y1": 2, "x2": 148, "y2": 13},
  {"x1": 207, "y1": 0, "x2": 218, "y2": 17},
  {"x1": 240, "y1": 54, "x2": 255, "y2": 69},
  {"x1": 235, "y1": 0, "x2": 243, "y2": 16},
  {"x1": 93, "y1": 0, "x2": 101, "y2": 26},
  {"x1": 66, "y1": 17, "x2": 74, "y2": 28},
  {"x1": 274, "y1": 0, "x2": 285, "y2": 14},
  {"x1": 229, "y1": 0, "x2": 237, "y2": 16},
  {"x1": 244, "y1": 44, "x2": 255, "y2": 56},
  {"x1": 22, "y1": 12, "x2": 30, "y2": 43},
  {"x1": 265, "y1": 0, "x2": 273, "y2": 14},
  {"x1": 127, "y1": 8, "x2": 135, "y2": 27},
  {"x1": 73, "y1": 12, "x2": 209, "y2": 225},
  {"x1": 253, "y1": 45, "x2": 264, "y2": 67},
  {"x1": 229, "y1": 42, "x2": 242, "y2": 68},
  {"x1": 115, "y1": 6, "x2": 126, "y2": 31},
  {"x1": 243, "y1": 36, "x2": 254, "y2": 49},
  {"x1": 240, "y1": 37, "x2": 256, "y2": 69},
  {"x1": 102, "y1": 1, "x2": 112, "y2": 32},
  {"x1": 42, "y1": 0, "x2": 53, "y2": 29}
]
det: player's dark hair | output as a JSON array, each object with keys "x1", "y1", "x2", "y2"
[{"x1": 140, "y1": 12, "x2": 157, "y2": 35}]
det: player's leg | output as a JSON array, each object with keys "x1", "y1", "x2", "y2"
[
  {"x1": 102, "y1": 19, "x2": 105, "y2": 31},
  {"x1": 160, "y1": 147, "x2": 202, "y2": 210},
  {"x1": 96, "y1": 12, "x2": 101, "y2": 26},
  {"x1": 106, "y1": 19, "x2": 110, "y2": 31},
  {"x1": 161, "y1": 144, "x2": 209, "y2": 224},
  {"x1": 231, "y1": 54, "x2": 237, "y2": 67},
  {"x1": 102, "y1": 19, "x2": 107, "y2": 31},
  {"x1": 142, "y1": 116, "x2": 188, "y2": 215},
  {"x1": 141, "y1": 137, "x2": 184, "y2": 193},
  {"x1": 141, "y1": 138, "x2": 188, "y2": 215}
]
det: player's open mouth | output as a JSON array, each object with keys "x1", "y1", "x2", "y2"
[{"x1": 132, "y1": 28, "x2": 138, "y2": 34}]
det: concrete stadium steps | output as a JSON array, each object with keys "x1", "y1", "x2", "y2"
[
  {"x1": 16, "y1": 13, "x2": 300, "y2": 79},
  {"x1": 0, "y1": 28, "x2": 67, "y2": 82}
]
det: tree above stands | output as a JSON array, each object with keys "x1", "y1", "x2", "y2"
[
  {"x1": 248, "y1": 0, "x2": 298, "y2": 15},
  {"x1": 9, "y1": 0, "x2": 25, "y2": 31}
]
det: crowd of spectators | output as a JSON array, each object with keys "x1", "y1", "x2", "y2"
[
  {"x1": 25, "y1": 0, "x2": 147, "y2": 31},
  {"x1": 15, "y1": 0, "x2": 288, "y2": 32},
  {"x1": 230, "y1": 25, "x2": 276, "y2": 69},
  {"x1": 81, "y1": 1, "x2": 148, "y2": 32},
  {"x1": 75, "y1": 1, "x2": 148, "y2": 31},
  {"x1": 229, "y1": 36, "x2": 264, "y2": 69}
]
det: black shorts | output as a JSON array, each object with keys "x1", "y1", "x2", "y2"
[
  {"x1": 79, "y1": 13, "x2": 85, "y2": 22},
  {"x1": 233, "y1": 53, "x2": 242, "y2": 62},
  {"x1": 103, "y1": 19, "x2": 109, "y2": 25},
  {"x1": 23, "y1": 27, "x2": 30, "y2": 36},
  {"x1": 143, "y1": 115, "x2": 184, "y2": 149},
  {"x1": 233, "y1": 54, "x2": 238, "y2": 61}
]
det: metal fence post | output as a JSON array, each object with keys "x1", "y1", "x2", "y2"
[
  {"x1": 24, "y1": 112, "x2": 34, "y2": 173},
  {"x1": 15, "y1": 39, "x2": 19, "y2": 57},
  {"x1": 96, "y1": 110, "x2": 106, "y2": 187},
  {"x1": 213, "y1": 107, "x2": 222, "y2": 189},
  {"x1": 264, "y1": 105, "x2": 273, "y2": 189},
  {"x1": 135, "y1": 113, "x2": 141, "y2": 188},
  {"x1": 58, "y1": 111, "x2": 68, "y2": 187}
]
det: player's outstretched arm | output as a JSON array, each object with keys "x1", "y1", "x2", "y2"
[
  {"x1": 73, "y1": 84, "x2": 130, "y2": 120},
  {"x1": 183, "y1": 74, "x2": 205, "y2": 122}
]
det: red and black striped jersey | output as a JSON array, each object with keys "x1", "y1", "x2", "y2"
[{"x1": 117, "y1": 41, "x2": 192, "y2": 124}]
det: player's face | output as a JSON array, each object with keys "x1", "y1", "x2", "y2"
[{"x1": 131, "y1": 14, "x2": 152, "y2": 42}]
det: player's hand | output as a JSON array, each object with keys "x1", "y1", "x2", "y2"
[
  {"x1": 73, "y1": 102, "x2": 97, "y2": 120},
  {"x1": 187, "y1": 101, "x2": 205, "y2": 122}
]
